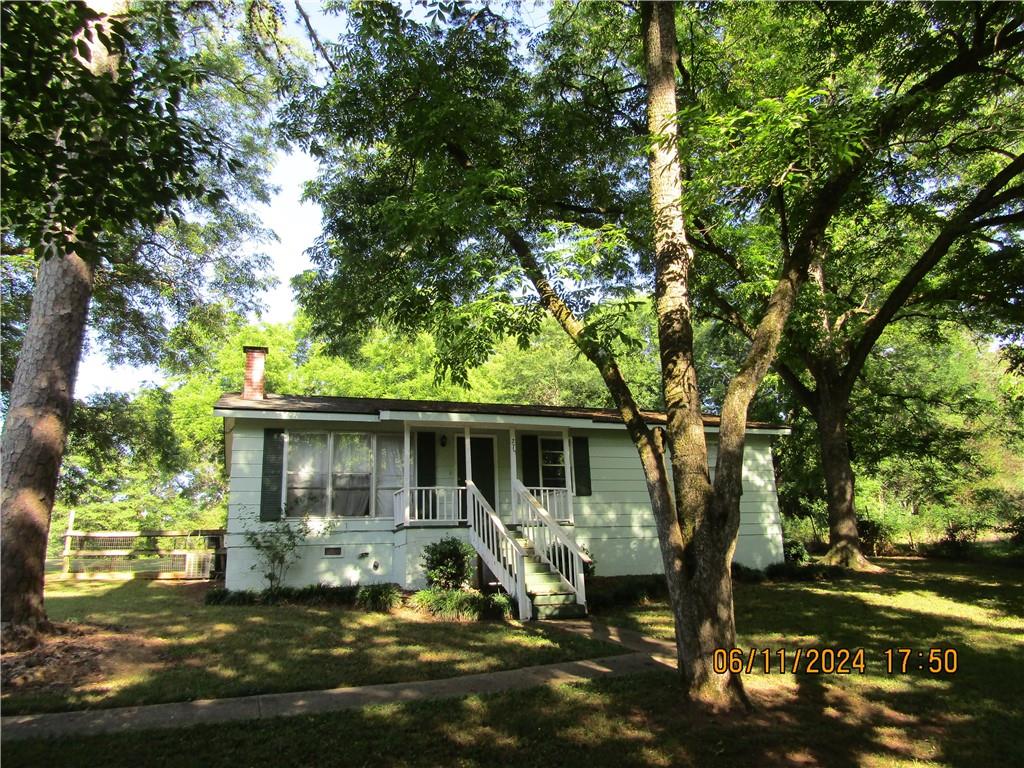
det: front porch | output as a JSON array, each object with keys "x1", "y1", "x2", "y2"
[
  {"x1": 391, "y1": 424, "x2": 576, "y2": 528},
  {"x1": 388, "y1": 420, "x2": 590, "y2": 619}
]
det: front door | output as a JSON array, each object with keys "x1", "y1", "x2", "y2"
[{"x1": 457, "y1": 436, "x2": 496, "y2": 509}]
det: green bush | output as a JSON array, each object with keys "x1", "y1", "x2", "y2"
[
  {"x1": 731, "y1": 562, "x2": 766, "y2": 583},
  {"x1": 764, "y1": 561, "x2": 846, "y2": 582},
  {"x1": 421, "y1": 536, "x2": 477, "y2": 590},
  {"x1": 410, "y1": 588, "x2": 512, "y2": 621},
  {"x1": 586, "y1": 575, "x2": 667, "y2": 612},
  {"x1": 858, "y1": 517, "x2": 895, "y2": 556},
  {"x1": 205, "y1": 587, "x2": 261, "y2": 605},
  {"x1": 356, "y1": 583, "x2": 403, "y2": 612},
  {"x1": 782, "y1": 538, "x2": 810, "y2": 564},
  {"x1": 204, "y1": 584, "x2": 360, "y2": 607}
]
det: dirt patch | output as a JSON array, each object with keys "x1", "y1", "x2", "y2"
[{"x1": 1, "y1": 622, "x2": 165, "y2": 697}]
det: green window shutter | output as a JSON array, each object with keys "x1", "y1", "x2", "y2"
[
  {"x1": 521, "y1": 435, "x2": 540, "y2": 487},
  {"x1": 260, "y1": 428, "x2": 285, "y2": 521},
  {"x1": 572, "y1": 436, "x2": 592, "y2": 497},
  {"x1": 416, "y1": 432, "x2": 436, "y2": 487}
]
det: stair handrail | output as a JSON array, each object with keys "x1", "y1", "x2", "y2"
[
  {"x1": 513, "y1": 479, "x2": 590, "y2": 607},
  {"x1": 465, "y1": 481, "x2": 532, "y2": 620}
]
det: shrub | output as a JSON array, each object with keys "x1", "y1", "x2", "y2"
[
  {"x1": 783, "y1": 538, "x2": 810, "y2": 564},
  {"x1": 731, "y1": 562, "x2": 766, "y2": 583},
  {"x1": 205, "y1": 587, "x2": 261, "y2": 606},
  {"x1": 410, "y1": 587, "x2": 512, "y2": 621},
  {"x1": 764, "y1": 561, "x2": 845, "y2": 582},
  {"x1": 204, "y1": 584, "x2": 360, "y2": 607},
  {"x1": 356, "y1": 583, "x2": 403, "y2": 613},
  {"x1": 586, "y1": 575, "x2": 667, "y2": 612},
  {"x1": 422, "y1": 536, "x2": 477, "y2": 590},
  {"x1": 858, "y1": 518, "x2": 895, "y2": 557}
]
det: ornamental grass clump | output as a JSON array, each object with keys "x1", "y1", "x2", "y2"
[
  {"x1": 411, "y1": 588, "x2": 512, "y2": 621},
  {"x1": 355, "y1": 583, "x2": 403, "y2": 613}
]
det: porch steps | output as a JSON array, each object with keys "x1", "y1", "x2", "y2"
[{"x1": 515, "y1": 538, "x2": 587, "y2": 620}]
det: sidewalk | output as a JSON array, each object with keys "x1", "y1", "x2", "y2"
[{"x1": 2, "y1": 620, "x2": 676, "y2": 742}]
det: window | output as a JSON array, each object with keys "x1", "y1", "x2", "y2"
[
  {"x1": 331, "y1": 433, "x2": 372, "y2": 517},
  {"x1": 540, "y1": 438, "x2": 566, "y2": 488},
  {"x1": 283, "y1": 431, "x2": 395, "y2": 518},
  {"x1": 285, "y1": 433, "x2": 328, "y2": 517}
]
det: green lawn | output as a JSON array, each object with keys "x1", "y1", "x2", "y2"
[
  {"x1": 0, "y1": 579, "x2": 622, "y2": 715},
  {"x1": 4, "y1": 558, "x2": 1022, "y2": 768}
]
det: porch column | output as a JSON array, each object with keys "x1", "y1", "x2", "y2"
[
  {"x1": 403, "y1": 422, "x2": 411, "y2": 525},
  {"x1": 509, "y1": 428, "x2": 518, "y2": 524},
  {"x1": 562, "y1": 428, "x2": 574, "y2": 523},
  {"x1": 464, "y1": 425, "x2": 473, "y2": 485}
]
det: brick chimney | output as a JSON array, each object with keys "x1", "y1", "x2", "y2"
[{"x1": 242, "y1": 346, "x2": 268, "y2": 400}]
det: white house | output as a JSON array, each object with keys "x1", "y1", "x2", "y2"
[{"x1": 215, "y1": 346, "x2": 786, "y2": 619}]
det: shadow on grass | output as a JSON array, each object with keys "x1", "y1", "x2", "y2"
[
  {"x1": 596, "y1": 556, "x2": 1024, "y2": 766},
  {"x1": 4, "y1": 558, "x2": 1021, "y2": 767},
  {"x1": 3, "y1": 579, "x2": 623, "y2": 715}
]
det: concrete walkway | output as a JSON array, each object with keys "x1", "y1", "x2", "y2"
[{"x1": 2, "y1": 620, "x2": 675, "y2": 742}]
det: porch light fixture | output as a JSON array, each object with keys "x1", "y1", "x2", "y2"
[{"x1": 439, "y1": 434, "x2": 447, "y2": 447}]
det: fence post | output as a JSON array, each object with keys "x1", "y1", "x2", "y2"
[{"x1": 61, "y1": 509, "x2": 76, "y2": 575}]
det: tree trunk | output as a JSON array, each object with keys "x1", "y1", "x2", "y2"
[
  {"x1": 1, "y1": 251, "x2": 94, "y2": 631},
  {"x1": 641, "y1": 0, "x2": 749, "y2": 710},
  {"x1": 816, "y1": 393, "x2": 879, "y2": 570}
]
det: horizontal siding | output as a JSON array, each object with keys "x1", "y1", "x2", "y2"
[{"x1": 223, "y1": 417, "x2": 786, "y2": 588}]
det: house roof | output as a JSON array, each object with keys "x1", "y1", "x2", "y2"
[{"x1": 213, "y1": 392, "x2": 789, "y2": 431}]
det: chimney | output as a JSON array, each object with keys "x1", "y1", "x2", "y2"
[{"x1": 242, "y1": 346, "x2": 268, "y2": 400}]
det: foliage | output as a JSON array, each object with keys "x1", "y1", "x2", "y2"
[
  {"x1": 0, "y1": 0, "x2": 288, "y2": 400},
  {"x1": 242, "y1": 515, "x2": 315, "y2": 593},
  {"x1": 410, "y1": 587, "x2": 512, "y2": 621},
  {"x1": 763, "y1": 561, "x2": 846, "y2": 582},
  {"x1": 585, "y1": 575, "x2": 669, "y2": 612},
  {"x1": 782, "y1": 538, "x2": 810, "y2": 564},
  {"x1": 355, "y1": 583, "x2": 403, "y2": 613},
  {"x1": 854, "y1": 518, "x2": 895, "y2": 558},
  {"x1": 204, "y1": 584, "x2": 360, "y2": 606},
  {"x1": 778, "y1": 323, "x2": 1024, "y2": 551},
  {"x1": 421, "y1": 536, "x2": 477, "y2": 590}
]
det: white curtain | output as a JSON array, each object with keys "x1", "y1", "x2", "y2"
[
  {"x1": 375, "y1": 434, "x2": 404, "y2": 517},
  {"x1": 332, "y1": 434, "x2": 372, "y2": 517},
  {"x1": 286, "y1": 433, "x2": 328, "y2": 516}
]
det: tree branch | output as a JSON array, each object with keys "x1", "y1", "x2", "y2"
[
  {"x1": 294, "y1": 0, "x2": 338, "y2": 74},
  {"x1": 840, "y1": 153, "x2": 1024, "y2": 398}
]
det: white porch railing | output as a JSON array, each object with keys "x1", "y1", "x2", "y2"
[
  {"x1": 466, "y1": 481, "x2": 532, "y2": 621},
  {"x1": 513, "y1": 479, "x2": 589, "y2": 607},
  {"x1": 394, "y1": 487, "x2": 466, "y2": 526},
  {"x1": 525, "y1": 486, "x2": 572, "y2": 523}
]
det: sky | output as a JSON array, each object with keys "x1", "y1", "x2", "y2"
[
  {"x1": 75, "y1": 4, "x2": 342, "y2": 398},
  {"x1": 75, "y1": 148, "x2": 321, "y2": 397},
  {"x1": 74, "y1": 1, "x2": 553, "y2": 398}
]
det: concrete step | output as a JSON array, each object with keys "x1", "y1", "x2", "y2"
[{"x1": 533, "y1": 601, "x2": 587, "y2": 620}]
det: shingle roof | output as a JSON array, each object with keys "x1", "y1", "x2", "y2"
[{"x1": 214, "y1": 392, "x2": 788, "y2": 430}]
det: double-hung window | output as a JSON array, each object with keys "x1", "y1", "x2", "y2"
[
  {"x1": 284, "y1": 432, "x2": 384, "y2": 517},
  {"x1": 330, "y1": 433, "x2": 373, "y2": 517}
]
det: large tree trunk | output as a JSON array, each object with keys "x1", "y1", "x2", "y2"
[
  {"x1": 816, "y1": 391, "x2": 880, "y2": 570},
  {"x1": 641, "y1": 0, "x2": 748, "y2": 709},
  {"x1": 1, "y1": 251, "x2": 94, "y2": 631}
]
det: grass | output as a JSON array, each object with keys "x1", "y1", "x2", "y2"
[
  {"x1": 0, "y1": 579, "x2": 622, "y2": 715},
  {"x1": 3, "y1": 557, "x2": 1022, "y2": 768}
]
